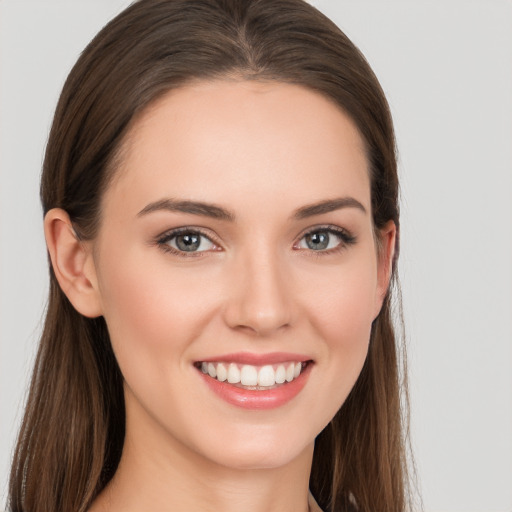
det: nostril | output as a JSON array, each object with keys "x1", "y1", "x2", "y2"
[{"x1": 232, "y1": 320, "x2": 291, "y2": 337}]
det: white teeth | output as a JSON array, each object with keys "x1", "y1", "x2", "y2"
[
  {"x1": 240, "y1": 365, "x2": 258, "y2": 386},
  {"x1": 258, "y1": 365, "x2": 276, "y2": 387},
  {"x1": 275, "y1": 365, "x2": 286, "y2": 384},
  {"x1": 216, "y1": 362, "x2": 227, "y2": 382},
  {"x1": 200, "y1": 360, "x2": 306, "y2": 387},
  {"x1": 285, "y1": 363, "x2": 295, "y2": 382},
  {"x1": 227, "y1": 363, "x2": 241, "y2": 384}
]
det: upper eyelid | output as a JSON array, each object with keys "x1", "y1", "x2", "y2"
[
  {"x1": 154, "y1": 224, "x2": 354, "y2": 248},
  {"x1": 296, "y1": 224, "x2": 353, "y2": 239},
  {"x1": 155, "y1": 227, "x2": 221, "y2": 256},
  {"x1": 157, "y1": 226, "x2": 218, "y2": 242},
  {"x1": 294, "y1": 225, "x2": 357, "y2": 251}
]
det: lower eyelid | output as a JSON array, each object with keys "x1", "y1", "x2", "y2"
[
  {"x1": 296, "y1": 227, "x2": 355, "y2": 248},
  {"x1": 156, "y1": 228, "x2": 220, "y2": 253},
  {"x1": 155, "y1": 226, "x2": 355, "y2": 256}
]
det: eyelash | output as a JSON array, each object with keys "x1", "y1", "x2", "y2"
[
  {"x1": 294, "y1": 225, "x2": 357, "y2": 256},
  {"x1": 155, "y1": 225, "x2": 357, "y2": 257},
  {"x1": 156, "y1": 227, "x2": 220, "y2": 257}
]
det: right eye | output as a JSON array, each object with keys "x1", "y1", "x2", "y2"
[{"x1": 157, "y1": 229, "x2": 219, "y2": 255}]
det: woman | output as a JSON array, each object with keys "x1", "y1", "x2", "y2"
[{"x1": 8, "y1": 0, "x2": 411, "y2": 511}]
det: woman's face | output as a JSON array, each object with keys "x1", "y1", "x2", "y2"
[{"x1": 88, "y1": 80, "x2": 394, "y2": 471}]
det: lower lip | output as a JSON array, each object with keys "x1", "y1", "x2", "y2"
[{"x1": 198, "y1": 364, "x2": 312, "y2": 410}]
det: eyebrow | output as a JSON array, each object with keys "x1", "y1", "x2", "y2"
[
  {"x1": 293, "y1": 197, "x2": 367, "y2": 219},
  {"x1": 137, "y1": 198, "x2": 235, "y2": 221},
  {"x1": 137, "y1": 196, "x2": 366, "y2": 222}
]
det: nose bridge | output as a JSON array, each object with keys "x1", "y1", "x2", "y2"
[{"x1": 224, "y1": 241, "x2": 294, "y2": 336}]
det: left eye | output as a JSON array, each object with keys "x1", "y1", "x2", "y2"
[
  {"x1": 296, "y1": 229, "x2": 346, "y2": 251},
  {"x1": 163, "y1": 231, "x2": 216, "y2": 253}
]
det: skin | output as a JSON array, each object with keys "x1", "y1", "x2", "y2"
[{"x1": 45, "y1": 80, "x2": 395, "y2": 512}]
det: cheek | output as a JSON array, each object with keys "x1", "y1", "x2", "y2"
[
  {"x1": 303, "y1": 258, "x2": 377, "y2": 415},
  {"x1": 94, "y1": 248, "x2": 219, "y2": 371},
  {"x1": 307, "y1": 259, "x2": 378, "y2": 347}
]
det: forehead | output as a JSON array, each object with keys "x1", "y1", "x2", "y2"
[{"x1": 103, "y1": 80, "x2": 370, "y2": 218}]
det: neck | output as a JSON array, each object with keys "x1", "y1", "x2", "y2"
[{"x1": 89, "y1": 400, "x2": 314, "y2": 512}]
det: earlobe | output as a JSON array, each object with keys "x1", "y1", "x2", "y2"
[
  {"x1": 44, "y1": 208, "x2": 103, "y2": 318},
  {"x1": 374, "y1": 220, "x2": 397, "y2": 317}
]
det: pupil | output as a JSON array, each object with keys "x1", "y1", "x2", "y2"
[
  {"x1": 307, "y1": 231, "x2": 329, "y2": 250},
  {"x1": 176, "y1": 233, "x2": 200, "y2": 251}
]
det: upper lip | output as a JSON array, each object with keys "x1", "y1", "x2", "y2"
[{"x1": 196, "y1": 352, "x2": 312, "y2": 365}]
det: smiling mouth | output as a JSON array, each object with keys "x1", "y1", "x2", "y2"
[{"x1": 194, "y1": 361, "x2": 312, "y2": 389}]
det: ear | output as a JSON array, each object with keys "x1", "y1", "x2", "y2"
[
  {"x1": 373, "y1": 220, "x2": 397, "y2": 318},
  {"x1": 44, "y1": 208, "x2": 103, "y2": 318}
]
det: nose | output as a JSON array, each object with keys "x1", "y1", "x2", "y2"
[{"x1": 223, "y1": 247, "x2": 295, "y2": 337}]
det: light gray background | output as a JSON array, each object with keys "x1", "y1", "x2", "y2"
[{"x1": 1, "y1": 1, "x2": 511, "y2": 510}]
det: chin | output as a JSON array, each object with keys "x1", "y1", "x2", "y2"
[{"x1": 189, "y1": 421, "x2": 317, "y2": 471}]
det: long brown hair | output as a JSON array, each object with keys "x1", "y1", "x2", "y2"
[{"x1": 8, "y1": 1, "x2": 411, "y2": 511}]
